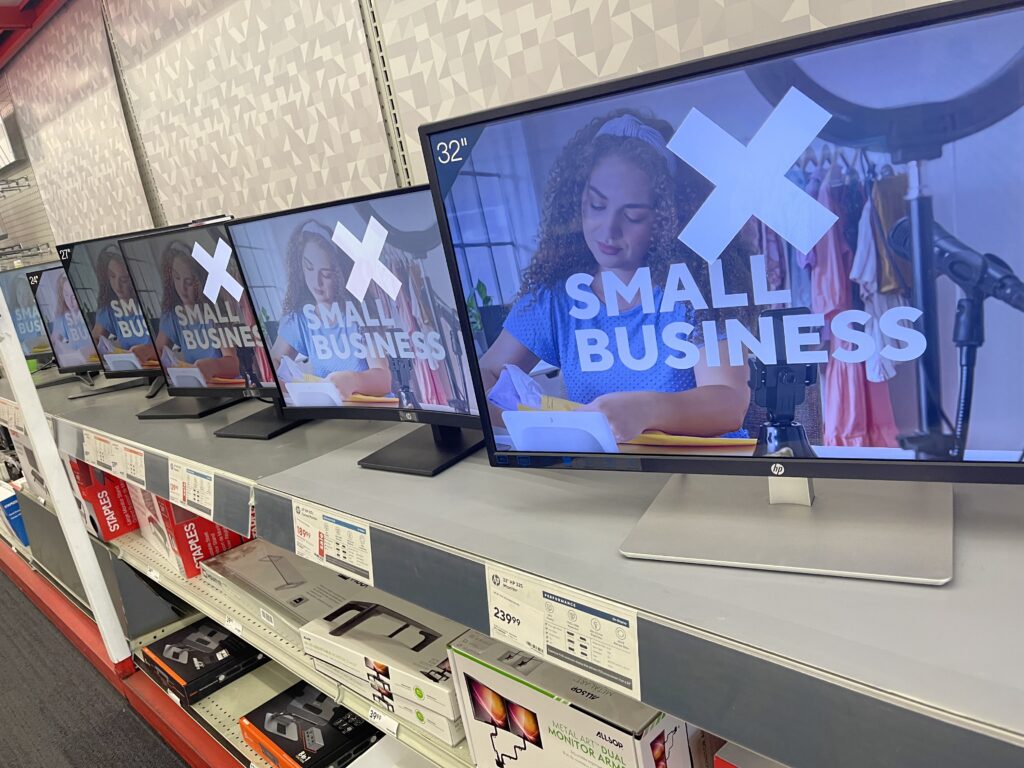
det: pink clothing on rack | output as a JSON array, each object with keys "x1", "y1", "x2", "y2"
[{"x1": 813, "y1": 164, "x2": 899, "y2": 447}]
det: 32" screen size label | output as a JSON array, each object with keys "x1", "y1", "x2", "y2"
[{"x1": 485, "y1": 564, "x2": 640, "y2": 699}]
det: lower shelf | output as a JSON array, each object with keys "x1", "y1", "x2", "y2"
[{"x1": 113, "y1": 532, "x2": 472, "y2": 768}]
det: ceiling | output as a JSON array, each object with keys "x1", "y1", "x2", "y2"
[{"x1": 0, "y1": 0, "x2": 69, "y2": 72}]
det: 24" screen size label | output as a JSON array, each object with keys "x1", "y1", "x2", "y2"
[{"x1": 485, "y1": 564, "x2": 640, "y2": 699}]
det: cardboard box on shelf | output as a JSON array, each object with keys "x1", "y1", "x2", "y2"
[
  {"x1": 65, "y1": 458, "x2": 138, "y2": 542},
  {"x1": 239, "y1": 680, "x2": 381, "y2": 768},
  {"x1": 300, "y1": 591, "x2": 466, "y2": 721},
  {"x1": 128, "y1": 485, "x2": 245, "y2": 578},
  {"x1": 0, "y1": 482, "x2": 28, "y2": 548},
  {"x1": 201, "y1": 539, "x2": 364, "y2": 648},
  {"x1": 450, "y1": 630, "x2": 697, "y2": 768},
  {"x1": 9, "y1": 427, "x2": 46, "y2": 500},
  {"x1": 139, "y1": 619, "x2": 268, "y2": 706},
  {"x1": 312, "y1": 656, "x2": 465, "y2": 747},
  {"x1": 714, "y1": 744, "x2": 788, "y2": 768}
]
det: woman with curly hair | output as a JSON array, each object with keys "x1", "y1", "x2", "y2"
[
  {"x1": 91, "y1": 245, "x2": 154, "y2": 362},
  {"x1": 154, "y1": 240, "x2": 239, "y2": 380},
  {"x1": 271, "y1": 220, "x2": 391, "y2": 400},
  {"x1": 480, "y1": 109, "x2": 754, "y2": 442}
]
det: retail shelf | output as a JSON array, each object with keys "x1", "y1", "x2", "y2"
[
  {"x1": 256, "y1": 424, "x2": 1024, "y2": 768},
  {"x1": 112, "y1": 531, "x2": 473, "y2": 768}
]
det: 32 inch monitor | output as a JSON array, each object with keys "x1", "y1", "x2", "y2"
[
  {"x1": 0, "y1": 261, "x2": 55, "y2": 362},
  {"x1": 119, "y1": 222, "x2": 303, "y2": 439},
  {"x1": 423, "y1": 0, "x2": 1024, "y2": 583},
  {"x1": 229, "y1": 185, "x2": 483, "y2": 475}
]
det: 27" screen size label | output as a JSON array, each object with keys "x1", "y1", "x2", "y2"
[{"x1": 485, "y1": 563, "x2": 640, "y2": 699}]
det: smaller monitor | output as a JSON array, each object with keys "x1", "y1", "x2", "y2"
[
  {"x1": 118, "y1": 222, "x2": 277, "y2": 399},
  {"x1": 0, "y1": 261, "x2": 56, "y2": 361},
  {"x1": 58, "y1": 230, "x2": 178, "y2": 379},
  {"x1": 27, "y1": 267, "x2": 100, "y2": 374}
]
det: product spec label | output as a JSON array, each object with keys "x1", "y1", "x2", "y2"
[
  {"x1": 92, "y1": 434, "x2": 122, "y2": 478},
  {"x1": 168, "y1": 459, "x2": 215, "y2": 519},
  {"x1": 486, "y1": 563, "x2": 641, "y2": 699},
  {"x1": 121, "y1": 445, "x2": 146, "y2": 487},
  {"x1": 292, "y1": 499, "x2": 374, "y2": 586}
]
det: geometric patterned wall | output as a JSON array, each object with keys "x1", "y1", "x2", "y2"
[
  {"x1": 5, "y1": 0, "x2": 152, "y2": 243},
  {"x1": 105, "y1": 0, "x2": 395, "y2": 223},
  {"x1": 375, "y1": 0, "x2": 951, "y2": 183}
]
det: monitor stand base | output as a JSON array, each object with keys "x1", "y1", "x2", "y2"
[
  {"x1": 214, "y1": 406, "x2": 309, "y2": 440},
  {"x1": 358, "y1": 424, "x2": 484, "y2": 477},
  {"x1": 67, "y1": 376, "x2": 148, "y2": 400},
  {"x1": 620, "y1": 475, "x2": 953, "y2": 585},
  {"x1": 35, "y1": 371, "x2": 91, "y2": 389},
  {"x1": 136, "y1": 396, "x2": 243, "y2": 420}
]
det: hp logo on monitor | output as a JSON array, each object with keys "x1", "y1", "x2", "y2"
[{"x1": 770, "y1": 463, "x2": 786, "y2": 476}]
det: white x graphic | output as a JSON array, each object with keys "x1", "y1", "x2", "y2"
[
  {"x1": 190, "y1": 238, "x2": 243, "y2": 303},
  {"x1": 669, "y1": 87, "x2": 838, "y2": 264},
  {"x1": 332, "y1": 216, "x2": 402, "y2": 301}
]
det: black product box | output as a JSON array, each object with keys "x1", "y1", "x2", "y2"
[
  {"x1": 139, "y1": 619, "x2": 268, "y2": 706},
  {"x1": 240, "y1": 681, "x2": 380, "y2": 768}
]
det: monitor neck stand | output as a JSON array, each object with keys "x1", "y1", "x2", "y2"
[
  {"x1": 66, "y1": 374, "x2": 149, "y2": 400},
  {"x1": 145, "y1": 375, "x2": 166, "y2": 399},
  {"x1": 619, "y1": 474, "x2": 953, "y2": 585},
  {"x1": 357, "y1": 424, "x2": 484, "y2": 477}
]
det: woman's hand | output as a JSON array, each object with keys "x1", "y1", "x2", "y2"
[
  {"x1": 581, "y1": 392, "x2": 652, "y2": 443},
  {"x1": 130, "y1": 343, "x2": 157, "y2": 364},
  {"x1": 196, "y1": 356, "x2": 240, "y2": 380},
  {"x1": 327, "y1": 371, "x2": 363, "y2": 400}
]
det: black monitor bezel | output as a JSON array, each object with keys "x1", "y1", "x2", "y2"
[
  {"x1": 0, "y1": 260, "x2": 57, "y2": 362},
  {"x1": 420, "y1": 0, "x2": 1024, "y2": 484},
  {"x1": 56, "y1": 225, "x2": 187, "y2": 380},
  {"x1": 26, "y1": 265, "x2": 102, "y2": 376},
  {"x1": 117, "y1": 222, "x2": 279, "y2": 400},
  {"x1": 226, "y1": 184, "x2": 481, "y2": 430}
]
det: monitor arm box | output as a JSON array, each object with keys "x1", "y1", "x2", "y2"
[
  {"x1": 65, "y1": 457, "x2": 139, "y2": 542},
  {"x1": 312, "y1": 656, "x2": 466, "y2": 747},
  {"x1": 299, "y1": 581, "x2": 467, "y2": 721},
  {"x1": 201, "y1": 539, "x2": 363, "y2": 649},
  {"x1": 450, "y1": 630, "x2": 697, "y2": 768},
  {"x1": 128, "y1": 485, "x2": 246, "y2": 578}
]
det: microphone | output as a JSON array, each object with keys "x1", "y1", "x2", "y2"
[{"x1": 888, "y1": 217, "x2": 1024, "y2": 312}]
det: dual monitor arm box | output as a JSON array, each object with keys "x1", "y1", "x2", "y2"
[
  {"x1": 450, "y1": 630, "x2": 697, "y2": 768},
  {"x1": 139, "y1": 618, "x2": 268, "y2": 706},
  {"x1": 239, "y1": 680, "x2": 380, "y2": 768},
  {"x1": 299, "y1": 584, "x2": 467, "y2": 722},
  {"x1": 200, "y1": 538, "x2": 365, "y2": 648},
  {"x1": 64, "y1": 457, "x2": 139, "y2": 542}
]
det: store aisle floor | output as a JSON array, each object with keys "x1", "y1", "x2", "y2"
[{"x1": 0, "y1": 571, "x2": 186, "y2": 768}]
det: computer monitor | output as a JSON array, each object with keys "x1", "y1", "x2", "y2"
[
  {"x1": 58, "y1": 230, "x2": 177, "y2": 379},
  {"x1": 0, "y1": 261, "x2": 56, "y2": 361},
  {"x1": 119, "y1": 221, "x2": 302, "y2": 438},
  {"x1": 229, "y1": 186, "x2": 483, "y2": 474},
  {"x1": 423, "y1": 0, "x2": 1024, "y2": 581},
  {"x1": 26, "y1": 266, "x2": 100, "y2": 375}
]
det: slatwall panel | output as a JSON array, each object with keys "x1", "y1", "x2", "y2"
[
  {"x1": 0, "y1": 77, "x2": 55, "y2": 268},
  {"x1": 373, "y1": 0, "x2": 952, "y2": 183},
  {"x1": 4, "y1": 0, "x2": 152, "y2": 244},
  {"x1": 104, "y1": 0, "x2": 395, "y2": 223}
]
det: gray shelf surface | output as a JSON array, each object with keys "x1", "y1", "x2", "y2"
[{"x1": 6, "y1": 372, "x2": 1024, "y2": 768}]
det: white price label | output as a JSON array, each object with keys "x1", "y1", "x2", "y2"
[
  {"x1": 145, "y1": 568, "x2": 162, "y2": 583},
  {"x1": 224, "y1": 616, "x2": 243, "y2": 638},
  {"x1": 366, "y1": 707, "x2": 399, "y2": 737},
  {"x1": 167, "y1": 459, "x2": 214, "y2": 518},
  {"x1": 122, "y1": 445, "x2": 146, "y2": 487},
  {"x1": 292, "y1": 499, "x2": 374, "y2": 586},
  {"x1": 83, "y1": 432, "x2": 97, "y2": 465},
  {"x1": 93, "y1": 435, "x2": 125, "y2": 478},
  {"x1": 485, "y1": 564, "x2": 641, "y2": 699}
]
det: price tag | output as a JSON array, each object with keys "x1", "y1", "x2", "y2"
[
  {"x1": 93, "y1": 434, "x2": 123, "y2": 478},
  {"x1": 83, "y1": 431, "x2": 97, "y2": 465},
  {"x1": 224, "y1": 616, "x2": 244, "y2": 638},
  {"x1": 292, "y1": 499, "x2": 374, "y2": 586},
  {"x1": 145, "y1": 567, "x2": 162, "y2": 583},
  {"x1": 167, "y1": 460, "x2": 186, "y2": 506},
  {"x1": 366, "y1": 706, "x2": 399, "y2": 737},
  {"x1": 183, "y1": 465, "x2": 214, "y2": 519},
  {"x1": 485, "y1": 564, "x2": 641, "y2": 699},
  {"x1": 122, "y1": 445, "x2": 146, "y2": 487}
]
